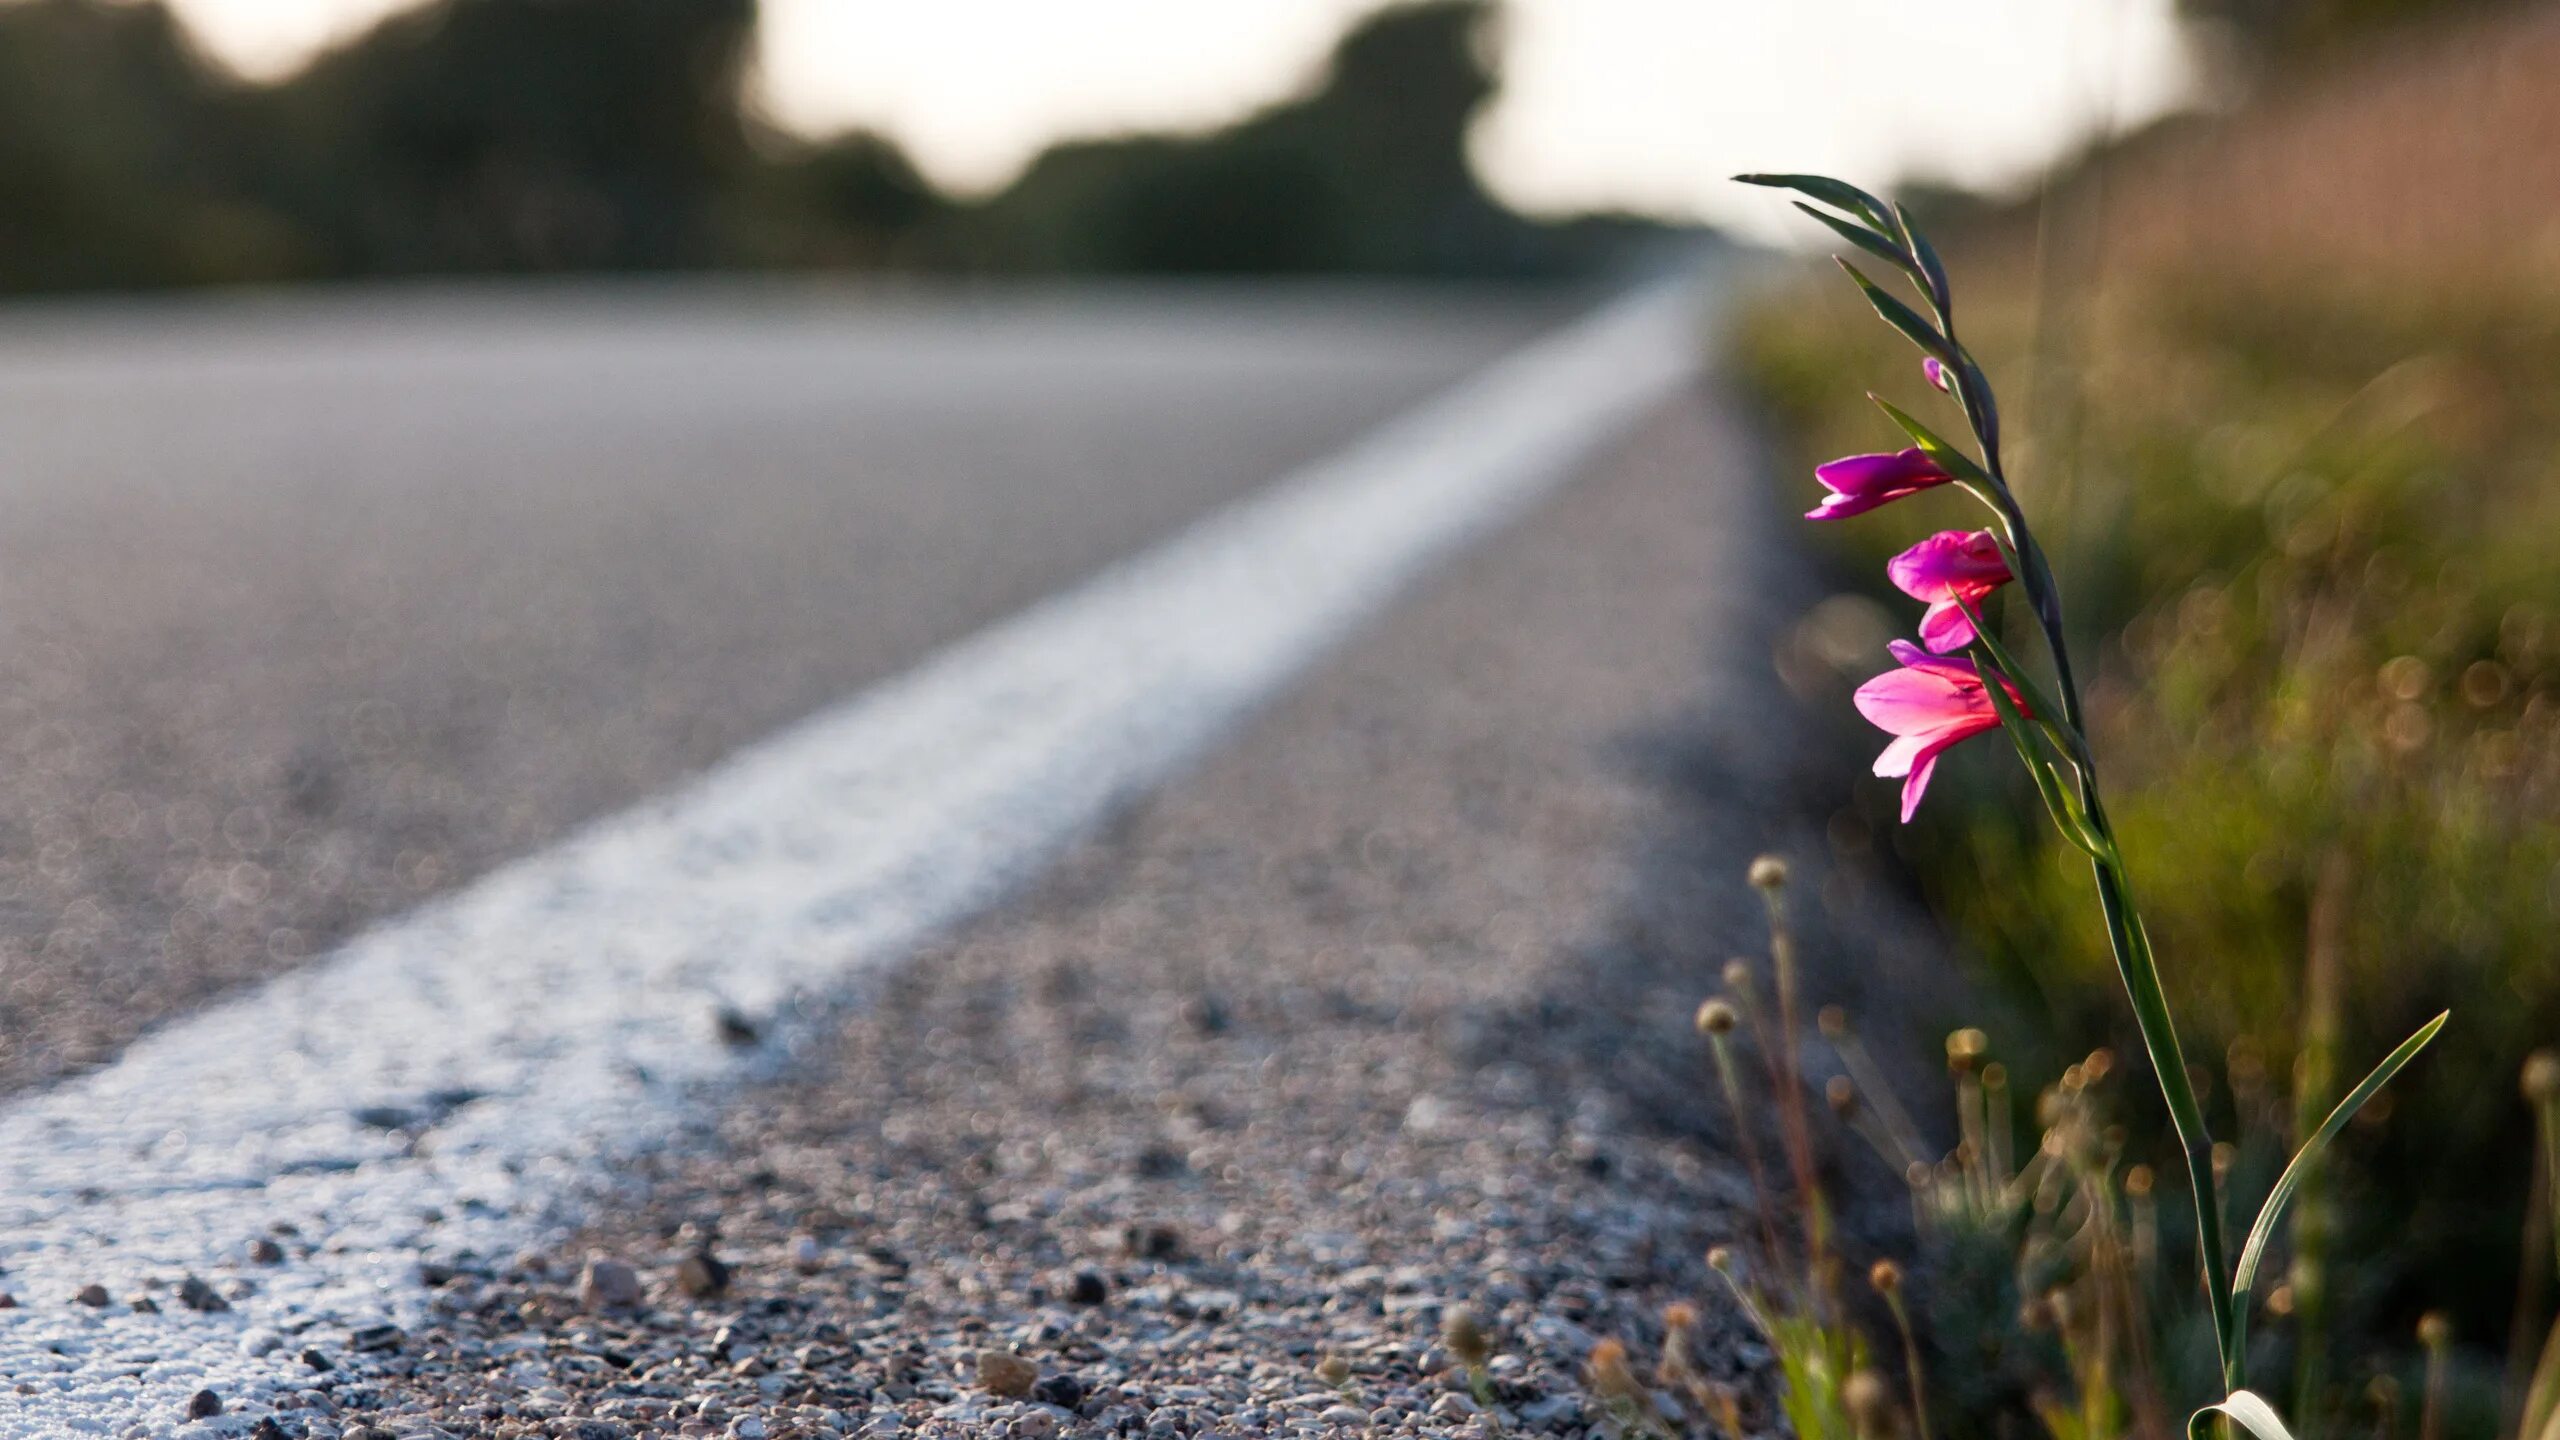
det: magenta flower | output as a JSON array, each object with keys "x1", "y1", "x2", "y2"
[
  {"x1": 1808, "y1": 448, "x2": 1952, "y2": 520},
  {"x1": 1854, "y1": 640, "x2": 2027, "y2": 821},
  {"x1": 1886, "y1": 528, "x2": 2013, "y2": 652},
  {"x1": 1923, "y1": 357, "x2": 1954, "y2": 394}
]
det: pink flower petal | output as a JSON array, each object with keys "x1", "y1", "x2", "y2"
[{"x1": 1918, "y1": 598, "x2": 1976, "y2": 653}]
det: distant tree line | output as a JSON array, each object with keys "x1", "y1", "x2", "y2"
[
  {"x1": 0, "y1": 0, "x2": 1670, "y2": 294},
  {"x1": 2179, "y1": 0, "x2": 2520, "y2": 67}
]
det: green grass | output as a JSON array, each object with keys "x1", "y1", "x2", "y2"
[{"x1": 1731, "y1": 260, "x2": 2560, "y2": 1407}]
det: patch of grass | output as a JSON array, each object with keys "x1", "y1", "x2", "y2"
[{"x1": 1731, "y1": 256, "x2": 2560, "y2": 1411}]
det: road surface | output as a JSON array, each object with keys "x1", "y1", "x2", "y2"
[{"x1": 0, "y1": 281, "x2": 1564, "y2": 1094}]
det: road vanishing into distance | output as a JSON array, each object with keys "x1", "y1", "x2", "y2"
[{"x1": 0, "y1": 281, "x2": 1569, "y2": 1096}]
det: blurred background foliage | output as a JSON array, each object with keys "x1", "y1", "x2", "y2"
[
  {"x1": 1735, "y1": 203, "x2": 2560, "y2": 1428},
  {"x1": 0, "y1": 0, "x2": 1662, "y2": 291}
]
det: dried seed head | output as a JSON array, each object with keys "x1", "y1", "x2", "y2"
[
  {"x1": 1586, "y1": 1338, "x2": 1644, "y2": 1403},
  {"x1": 1945, "y1": 1028, "x2": 1988, "y2": 1073},
  {"x1": 1868, "y1": 1259, "x2": 1903, "y2": 1295},
  {"x1": 2211, "y1": 1141, "x2": 2237, "y2": 1180},
  {"x1": 2082, "y1": 1048, "x2": 2115, "y2": 1083},
  {"x1": 1722, "y1": 958, "x2": 1755, "y2": 993},
  {"x1": 1706, "y1": 1245, "x2": 1737, "y2": 1274},
  {"x1": 2525, "y1": 1050, "x2": 2560, "y2": 1105},
  {"x1": 1826, "y1": 1075, "x2": 1858, "y2": 1118},
  {"x1": 1314, "y1": 1354, "x2": 1351, "y2": 1386},
  {"x1": 1443, "y1": 1306, "x2": 1493, "y2": 1369},
  {"x1": 1697, "y1": 999, "x2": 1739, "y2": 1036},
  {"x1": 1904, "y1": 1161, "x2": 1933, "y2": 1192},
  {"x1": 1844, "y1": 1370, "x2": 1896, "y2": 1431},
  {"x1": 1981, "y1": 1062, "x2": 2008, "y2": 1093},
  {"x1": 2123, "y1": 1164, "x2": 2155, "y2": 1199},
  {"x1": 1663, "y1": 1301, "x2": 1698, "y2": 1331},
  {"x1": 2418, "y1": 1311, "x2": 2453, "y2": 1349},
  {"x1": 1747, "y1": 855, "x2": 1790, "y2": 890},
  {"x1": 1818, "y1": 1005, "x2": 1849, "y2": 1039}
]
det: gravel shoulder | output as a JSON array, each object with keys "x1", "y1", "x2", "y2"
[{"x1": 303, "y1": 376, "x2": 1934, "y2": 1440}]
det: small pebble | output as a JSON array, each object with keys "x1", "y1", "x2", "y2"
[
  {"x1": 241, "y1": 1328, "x2": 285, "y2": 1357},
  {"x1": 1065, "y1": 1269, "x2": 1108, "y2": 1306},
  {"x1": 975, "y1": 1351, "x2": 1038, "y2": 1400},
  {"x1": 74, "y1": 1284, "x2": 109, "y2": 1307},
  {"x1": 185, "y1": 1389, "x2": 223, "y2": 1420},
  {"x1": 249, "y1": 1237, "x2": 286, "y2": 1264},
  {"x1": 580, "y1": 1255, "x2": 645, "y2": 1311},
  {"x1": 788, "y1": 1233, "x2": 824, "y2": 1274},
  {"x1": 675, "y1": 1250, "x2": 730, "y2": 1299},
  {"x1": 177, "y1": 1276, "x2": 230, "y2": 1312}
]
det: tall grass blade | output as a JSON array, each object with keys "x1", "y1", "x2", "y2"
[
  {"x1": 2191, "y1": 1390, "x2": 2300, "y2": 1440},
  {"x1": 2233, "y1": 1013, "x2": 2450, "y2": 1314}
]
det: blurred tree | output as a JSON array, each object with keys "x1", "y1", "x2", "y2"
[
  {"x1": 730, "y1": 129, "x2": 950, "y2": 269},
  {"x1": 961, "y1": 0, "x2": 1655, "y2": 276},
  {"x1": 261, "y1": 0, "x2": 758, "y2": 274},
  {"x1": 0, "y1": 0, "x2": 302, "y2": 290},
  {"x1": 2180, "y1": 0, "x2": 2516, "y2": 68}
]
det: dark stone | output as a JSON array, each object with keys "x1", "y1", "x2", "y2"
[
  {"x1": 178, "y1": 1275, "x2": 230, "y2": 1312},
  {"x1": 1067, "y1": 1269, "x2": 1109, "y2": 1306},
  {"x1": 1032, "y1": 1373, "x2": 1087, "y2": 1409},
  {"x1": 185, "y1": 1389, "x2": 223, "y2": 1419},
  {"x1": 302, "y1": 1348, "x2": 334, "y2": 1372},
  {"x1": 348, "y1": 1323, "x2": 405, "y2": 1353}
]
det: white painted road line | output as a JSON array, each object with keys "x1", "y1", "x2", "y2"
[{"x1": 0, "y1": 279, "x2": 1704, "y2": 1437}]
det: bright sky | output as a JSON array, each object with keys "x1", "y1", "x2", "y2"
[{"x1": 162, "y1": 0, "x2": 2197, "y2": 237}]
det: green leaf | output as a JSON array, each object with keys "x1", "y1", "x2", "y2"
[
  {"x1": 1867, "y1": 394, "x2": 1992, "y2": 485},
  {"x1": 1733, "y1": 172, "x2": 1894, "y2": 230},
  {"x1": 1792, "y1": 202, "x2": 1910, "y2": 270},
  {"x1": 1893, "y1": 203, "x2": 1952, "y2": 318},
  {"x1": 1955, "y1": 593, "x2": 2077, "y2": 765},
  {"x1": 1980, "y1": 668, "x2": 2110, "y2": 861},
  {"x1": 2190, "y1": 1391, "x2": 2298, "y2": 1440},
  {"x1": 1838, "y1": 259, "x2": 1957, "y2": 364},
  {"x1": 2233, "y1": 1012, "x2": 2449, "y2": 1306}
]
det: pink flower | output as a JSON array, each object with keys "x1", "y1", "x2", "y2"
[
  {"x1": 1886, "y1": 529, "x2": 2013, "y2": 652},
  {"x1": 1922, "y1": 357, "x2": 1955, "y2": 394},
  {"x1": 1808, "y1": 448, "x2": 1952, "y2": 520},
  {"x1": 1854, "y1": 640, "x2": 2027, "y2": 821}
]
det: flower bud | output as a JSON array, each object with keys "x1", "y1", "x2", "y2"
[
  {"x1": 1748, "y1": 854, "x2": 1790, "y2": 889},
  {"x1": 1923, "y1": 357, "x2": 1955, "y2": 393},
  {"x1": 1663, "y1": 1300, "x2": 1698, "y2": 1331},
  {"x1": 1706, "y1": 1245, "x2": 1736, "y2": 1273},
  {"x1": 2525, "y1": 1050, "x2": 2560, "y2": 1105},
  {"x1": 1696, "y1": 999, "x2": 1739, "y2": 1036},
  {"x1": 2418, "y1": 1311, "x2": 2453, "y2": 1349},
  {"x1": 1818, "y1": 1005, "x2": 1849, "y2": 1039},
  {"x1": 1869, "y1": 1259, "x2": 1903, "y2": 1295}
]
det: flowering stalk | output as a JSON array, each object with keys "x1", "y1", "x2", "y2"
[{"x1": 1741, "y1": 172, "x2": 2446, "y2": 1416}]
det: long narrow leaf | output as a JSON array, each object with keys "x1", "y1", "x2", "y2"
[
  {"x1": 1794, "y1": 202, "x2": 1910, "y2": 269},
  {"x1": 2190, "y1": 1391, "x2": 2298, "y2": 1440},
  {"x1": 1867, "y1": 394, "x2": 1992, "y2": 485},
  {"x1": 1950, "y1": 590, "x2": 2075, "y2": 761},
  {"x1": 1733, "y1": 172, "x2": 1894, "y2": 230},
  {"x1": 1893, "y1": 202, "x2": 1952, "y2": 318},
  {"x1": 2233, "y1": 1012, "x2": 2450, "y2": 1306},
  {"x1": 1838, "y1": 259, "x2": 1957, "y2": 364}
]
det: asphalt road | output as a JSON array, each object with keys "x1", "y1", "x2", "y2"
[{"x1": 0, "y1": 280, "x2": 1567, "y2": 1094}]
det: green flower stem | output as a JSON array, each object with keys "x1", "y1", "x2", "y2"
[{"x1": 1936, "y1": 296, "x2": 2241, "y2": 1391}]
